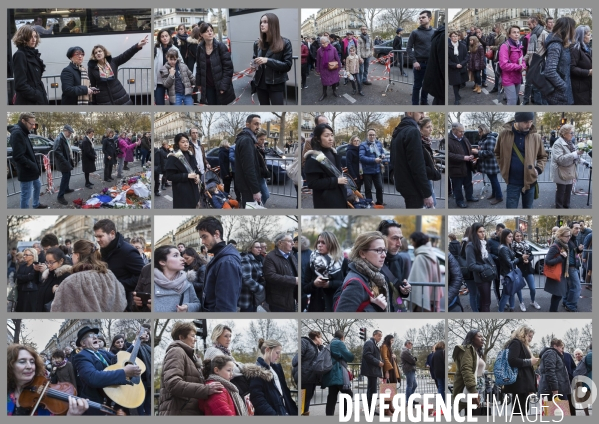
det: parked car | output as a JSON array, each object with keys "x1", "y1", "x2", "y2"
[
  {"x1": 373, "y1": 38, "x2": 411, "y2": 68},
  {"x1": 205, "y1": 146, "x2": 289, "y2": 184},
  {"x1": 526, "y1": 240, "x2": 547, "y2": 274},
  {"x1": 7, "y1": 132, "x2": 81, "y2": 178}
]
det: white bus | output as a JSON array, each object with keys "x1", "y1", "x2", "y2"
[{"x1": 8, "y1": 8, "x2": 152, "y2": 104}]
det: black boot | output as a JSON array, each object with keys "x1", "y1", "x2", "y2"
[
  {"x1": 161, "y1": 183, "x2": 166, "y2": 191},
  {"x1": 318, "y1": 86, "x2": 328, "y2": 102},
  {"x1": 332, "y1": 86, "x2": 340, "y2": 97}
]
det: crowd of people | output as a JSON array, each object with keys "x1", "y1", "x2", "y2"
[
  {"x1": 448, "y1": 220, "x2": 592, "y2": 313},
  {"x1": 8, "y1": 219, "x2": 151, "y2": 313},
  {"x1": 154, "y1": 12, "x2": 292, "y2": 106},
  {"x1": 448, "y1": 112, "x2": 591, "y2": 209},
  {"x1": 154, "y1": 217, "x2": 298, "y2": 313},
  {"x1": 301, "y1": 10, "x2": 445, "y2": 105},
  {"x1": 11, "y1": 24, "x2": 149, "y2": 105},
  {"x1": 158, "y1": 322, "x2": 297, "y2": 415},
  {"x1": 449, "y1": 16, "x2": 592, "y2": 105},
  {"x1": 452, "y1": 326, "x2": 592, "y2": 416},
  {"x1": 7, "y1": 323, "x2": 152, "y2": 415},
  {"x1": 302, "y1": 219, "x2": 443, "y2": 313}
]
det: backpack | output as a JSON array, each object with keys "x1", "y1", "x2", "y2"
[
  {"x1": 573, "y1": 356, "x2": 589, "y2": 377},
  {"x1": 527, "y1": 39, "x2": 563, "y2": 97},
  {"x1": 456, "y1": 253, "x2": 473, "y2": 280},
  {"x1": 493, "y1": 348, "x2": 518, "y2": 385},
  {"x1": 312, "y1": 344, "x2": 334, "y2": 377}
]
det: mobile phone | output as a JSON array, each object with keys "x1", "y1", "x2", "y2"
[
  {"x1": 137, "y1": 292, "x2": 151, "y2": 306},
  {"x1": 320, "y1": 276, "x2": 330, "y2": 281}
]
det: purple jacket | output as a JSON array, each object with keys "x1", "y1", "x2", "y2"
[
  {"x1": 468, "y1": 45, "x2": 486, "y2": 71},
  {"x1": 316, "y1": 44, "x2": 340, "y2": 87},
  {"x1": 118, "y1": 137, "x2": 136, "y2": 160},
  {"x1": 498, "y1": 41, "x2": 526, "y2": 86}
]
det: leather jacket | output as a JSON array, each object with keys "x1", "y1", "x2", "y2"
[{"x1": 253, "y1": 38, "x2": 293, "y2": 86}]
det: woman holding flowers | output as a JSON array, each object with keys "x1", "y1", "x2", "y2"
[
  {"x1": 303, "y1": 123, "x2": 348, "y2": 209},
  {"x1": 165, "y1": 133, "x2": 201, "y2": 209},
  {"x1": 551, "y1": 124, "x2": 584, "y2": 209}
]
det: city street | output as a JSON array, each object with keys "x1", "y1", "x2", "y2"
[
  {"x1": 229, "y1": 70, "x2": 298, "y2": 106},
  {"x1": 301, "y1": 61, "x2": 432, "y2": 106}
]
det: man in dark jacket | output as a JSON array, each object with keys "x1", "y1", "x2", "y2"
[
  {"x1": 422, "y1": 24, "x2": 445, "y2": 105},
  {"x1": 390, "y1": 112, "x2": 434, "y2": 208},
  {"x1": 72, "y1": 326, "x2": 141, "y2": 415},
  {"x1": 53, "y1": 124, "x2": 75, "y2": 205},
  {"x1": 101, "y1": 129, "x2": 117, "y2": 182},
  {"x1": 94, "y1": 219, "x2": 144, "y2": 311},
  {"x1": 234, "y1": 114, "x2": 263, "y2": 208},
  {"x1": 448, "y1": 121, "x2": 479, "y2": 208},
  {"x1": 392, "y1": 28, "x2": 408, "y2": 76},
  {"x1": 263, "y1": 232, "x2": 298, "y2": 312},
  {"x1": 196, "y1": 217, "x2": 242, "y2": 312},
  {"x1": 563, "y1": 222, "x2": 585, "y2": 312},
  {"x1": 361, "y1": 330, "x2": 384, "y2": 409},
  {"x1": 406, "y1": 10, "x2": 434, "y2": 105},
  {"x1": 377, "y1": 220, "x2": 411, "y2": 311},
  {"x1": 400, "y1": 340, "x2": 419, "y2": 403},
  {"x1": 300, "y1": 330, "x2": 323, "y2": 414},
  {"x1": 359, "y1": 129, "x2": 385, "y2": 205},
  {"x1": 9, "y1": 112, "x2": 48, "y2": 209}
]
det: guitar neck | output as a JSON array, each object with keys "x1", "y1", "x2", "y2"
[
  {"x1": 30, "y1": 387, "x2": 116, "y2": 415},
  {"x1": 128, "y1": 329, "x2": 144, "y2": 365}
]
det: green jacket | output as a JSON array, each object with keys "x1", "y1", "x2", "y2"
[
  {"x1": 452, "y1": 344, "x2": 479, "y2": 396},
  {"x1": 321, "y1": 338, "x2": 354, "y2": 388}
]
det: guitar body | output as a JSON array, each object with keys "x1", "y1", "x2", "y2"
[{"x1": 102, "y1": 350, "x2": 147, "y2": 408}]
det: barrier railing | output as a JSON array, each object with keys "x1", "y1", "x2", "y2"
[
  {"x1": 265, "y1": 157, "x2": 298, "y2": 199},
  {"x1": 404, "y1": 281, "x2": 446, "y2": 312},
  {"x1": 284, "y1": 56, "x2": 299, "y2": 105},
  {"x1": 385, "y1": 50, "x2": 412, "y2": 93}
]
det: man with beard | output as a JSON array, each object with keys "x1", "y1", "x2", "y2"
[
  {"x1": 406, "y1": 10, "x2": 434, "y2": 105},
  {"x1": 377, "y1": 219, "x2": 411, "y2": 311},
  {"x1": 72, "y1": 326, "x2": 141, "y2": 415},
  {"x1": 94, "y1": 219, "x2": 144, "y2": 311},
  {"x1": 234, "y1": 114, "x2": 263, "y2": 208},
  {"x1": 196, "y1": 217, "x2": 242, "y2": 312}
]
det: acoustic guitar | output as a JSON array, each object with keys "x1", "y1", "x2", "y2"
[{"x1": 102, "y1": 327, "x2": 147, "y2": 408}]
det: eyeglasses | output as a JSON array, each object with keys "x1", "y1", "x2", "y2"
[
  {"x1": 281, "y1": 239, "x2": 293, "y2": 243},
  {"x1": 46, "y1": 261, "x2": 58, "y2": 266},
  {"x1": 366, "y1": 248, "x2": 387, "y2": 255},
  {"x1": 73, "y1": 52, "x2": 84, "y2": 57}
]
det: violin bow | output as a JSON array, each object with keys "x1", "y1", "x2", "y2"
[{"x1": 30, "y1": 374, "x2": 54, "y2": 416}]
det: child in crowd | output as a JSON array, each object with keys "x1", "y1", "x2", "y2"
[{"x1": 160, "y1": 48, "x2": 195, "y2": 105}]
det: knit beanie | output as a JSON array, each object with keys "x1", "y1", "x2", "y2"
[{"x1": 514, "y1": 112, "x2": 534, "y2": 122}]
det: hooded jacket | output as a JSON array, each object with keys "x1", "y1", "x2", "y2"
[
  {"x1": 300, "y1": 336, "x2": 323, "y2": 385},
  {"x1": 544, "y1": 35, "x2": 574, "y2": 105},
  {"x1": 538, "y1": 347, "x2": 571, "y2": 397},
  {"x1": 448, "y1": 240, "x2": 461, "y2": 258},
  {"x1": 37, "y1": 264, "x2": 72, "y2": 312},
  {"x1": 154, "y1": 44, "x2": 183, "y2": 89},
  {"x1": 51, "y1": 269, "x2": 127, "y2": 312},
  {"x1": 494, "y1": 122, "x2": 547, "y2": 191},
  {"x1": 451, "y1": 344, "x2": 480, "y2": 399},
  {"x1": 158, "y1": 341, "x2": 213, "y2": 416},
  {"x1": 160, "y1": 61, "x2": 196, "y2": 104},
  {"x1": 9, "y1": 121, "x2": 42, "y2": 182},
  {"x1": 249, "y1": 357, "x2": 298, "y2": 416},
  {"x1": 203, "y1": 243, "x2": 242, "y2": 312}
]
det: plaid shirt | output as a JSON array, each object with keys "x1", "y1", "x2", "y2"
[
  {"x1": 239, "y1": 252, "x2": 265, "y2": 310},
  {"x1": 477, "y1": 132, "x2": 500, "y2": 175}
]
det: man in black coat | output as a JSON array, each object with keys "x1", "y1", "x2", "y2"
[
  {"x1": 53, "y1": 124, "x2": 76, "y2": 205},
  {"x1": 447, "y1": 121, "x2": 479, "y2": 208},
  {"x1": 153, "y1": 145, "x2": 163, "y2": 196},
  {"x1": 377, "y1": 220, "x2": 411, "y2": 311},
  {"x1": 81, "y1": 128, "x2": 97, "y2": 188},
  {"x1": 234, "y1": 114, "x2": 263, "y2": 208},
  {"x1": 101, "y1": 129, "x2": 117, "y2": 182},
  {"x1": 9, "y1": 112, "x2": 48, "y2": 209},
  {"x1": 390, "y1": 112, "x2": 434, "y2": 208},
  {"x1": 93, "y1": 219, "x2": 144, "y2": 311},
  {"x1": 361, "y1": 330, "x2": 384, "y2": 410},
  {"x1": 392, "y1": 28, "x2": 408, "y2": 76},
  {"x1": 422, "y1": 25, "x2": 445, "y2": 105}
]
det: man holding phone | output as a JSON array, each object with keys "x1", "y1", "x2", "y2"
[{"x1": 377, "y1": 220, "x2": 411, "y2": 312}]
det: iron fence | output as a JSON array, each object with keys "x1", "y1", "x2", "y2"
[
  {"x1": 385, "y1": 50, "x2": 412, "y2": 93},
  {"x1": 265, "y1": 157, "x2": 297, "y2": 199}
]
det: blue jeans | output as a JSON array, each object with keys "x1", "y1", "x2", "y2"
[
  {"x1": 451, "y1": 174, "x2": 474, "y2": 202},
  {"x1": 411, "y1": 61, "x2": 428, "y2": 105},
  {"x1": 359, "y1": 57, "x2": 371, "y2": 83},
  {"x1": 174, "y1": 93, "x2": 194, "y2": 105},
  {"x1": 154, "y1": 84, "x2": 167, "y2": 105},
  {"x1": 498, "y1": 291, "x2": 516, "y2": 312},
  {"x1": 563, "y1": 267, "x2": 581, "y2": 311},
  {"x1": 405, "y1": 371, "x2": 418, "y2": 401},
  {"x1": 429, "y1": 180, "x2": 437, "y2": 207},
  {"x1": 140, "y1": 148, "x2": 150, "y2": 167},
  {"x1": 465, "y1": 280, "x2": 480, "y2": 312},
  {"x1": 436, "y1": 378, "x2": 446, "y2": 402},
  {"x1": 505, "y1": 183, "x2": 534, "y2": 209},
  {"x1": 57, "y1": 171, "x2": 71, "y2": 197},
  {"x1": 259, "y1": 177, "x2": 270, "y2": 206},
  {"x1": 523, "y1": 273, "x2": 536, "y2": 302},
  {"x1": 486, "y1": 173, "x2": 503, "y2": 200},
  {"x1": 20, "y1": 178, "x2": 41, "y2": 208}
]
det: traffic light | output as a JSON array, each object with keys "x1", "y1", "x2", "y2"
[
  {"x1": 192, "y1": 319, "x2": 207, "y2": 339},
  {"x1": 359, "y1": 328, "x2": 367, "y2": 341},
  {"x1": 557, "y1": 216, "x2": 563, "y2": 227},
  {"x1": 561, "y1": 117, "x2": 568, "y2": 126}
]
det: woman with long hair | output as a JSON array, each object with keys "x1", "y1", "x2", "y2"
[
  {"x1": 303, "y1": 231, "x2": 346, "y2": 312},
  {"x1": 497, "y1": 229, "x2": 523, "y2": 312},
  {"x1": 465, "y1": 223, "x2": 493, "y2": 312},
  {"x1": 503, "y1": 326, "x2": 539, "y2": 417},
  {"x1": 544, "y1": 226, "x2": 570, "y2": 312},
  {"x1": 551, "y1": 124, "x2": 584, "y2": 209},
  {"x1": 448, "y1": 31, "x2": 468, "y2": 105},
  {"x1": 196, "y1": 22, "x2": 236, "y2": 105},
  {"x1": 452, "y1": 329, "x2": 485, "y2": 413},
  {"x1": 109, "y1": 334, "x2": 126, "y2": 355},
  {"x1": 335, "y1": 231, "x2": 389, "y2": 312},
  {"x1": 512, "y1": 230, "x2": 540, "y2": 310},
  {"x1": 51, "y1": 240, "x2": 126, "y2": 312},
  {"x1": 468, "y1": 35, "x2": 485, "y2": 94},
  {"x1": 36, "y1": 247, "x2": 71, "y2": 312},
  {"x1": 381, "y1": 335, "x2": 401, "y2": 385},
  {"x1": 499, "y1": 26, "x2": 526, "y2": 105},
  {"x1": 544, "y1": 17, "x2": 576, "y2": 105},
  {"x1": 11, "y1": 26, "x2": 48, "y2": 105},
  {"x1": 15, "y1": 248, "x2": 40, "y2": 312},
  {"x1": 182, "y1": 246, "x2": 207, "y2": 303},
  {"x1": 570, "y1": 25, "x2": 592, "y2": 105},
  {"x1": 252, "y1": 13, "x2": 293, "y2": 105},
  {"x1": 303, "y1": 123, "x2": 347, "y2": 209},
  {"x1": 154, "y1": 29, "x2": 183, "y2": 105},
  {"x1": 165, "y1": 133, "x2": 201, "y2": 209},
  {"x1": 418, "y1": 118, "x2": 441, "y2": 208},
  {"x1": 408, "y1": 231, "x2": 443, "y2": 312},
  {"x1": 154, "y1": 245, "x2": 201, "y2": 312}
]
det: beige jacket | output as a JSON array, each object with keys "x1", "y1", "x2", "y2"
[
  {"x1": 494, "y1": 121, "x2": 547, "y2": 191},
  {"x1": 551, "y1": 137, "x2": 580, "y2": 184}
]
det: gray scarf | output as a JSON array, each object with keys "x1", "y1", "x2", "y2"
[
  {"x1": 309, "y1": 251, "x2": 342, "y2": 279},
  {"x1": 207, "y1": 374, "x2": 249, "y2": 416},
  {"x1": 153, "y1": 268, "x2": 188, "y2": 293}
]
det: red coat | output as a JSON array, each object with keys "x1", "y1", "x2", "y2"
[
  {"x1": 301, "y1": 44, "x2": 309, "y2": 65},
  {"x1": 198, "y1": 381, "x2": 237, "y2": 416}
]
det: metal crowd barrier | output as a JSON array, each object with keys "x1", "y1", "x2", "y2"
[
  {"x1": 380, "y1": 157, "x2": 445, "y2": 202},
  {"x1": 283, "y1": 56, "x2": 299, "y2": 105},
  {"x1": 265, "y1": 157, "x2": 298, "y2": 199},
  {"x1": 385, "y1": 50, "x2": 412, "y2": 93},
  {"x1": 404, "y1": 282, "x2": 446, "y2": 312}
]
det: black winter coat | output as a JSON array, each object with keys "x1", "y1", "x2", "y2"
[
  {"x1": 300, "y1": 336, "x2": 322, "y2": 385},
  {"x1": 504, "y1": 339, "x2": 537, "y2": 395},
  {"x1": 99, "y1": 232, "x2": 145, "y2": 296},
  {"x1": 465, "y1": 242, "x2": 494, "y2": 284},
  {"x1": 345, "y1": 144, "x2": 360, "y2": 181},
  {"x1": 250, "y1": 357, "x2": 298, "y2": 416},
  {"x1": 304, "y1": 149, "x2": 347, "y2": 209},
  {"x1": 218, "y1": 146, "x2": 230, "y2": 178},
  {"x1": 391, "y1": 117, "x2": 432, "y2": 200},
  {"x1": 52, "y1": 133, "x2": 74, "y2": 173},
  {"x1": 447, "y1": 253, "x2": 464, "y2": 312},
  {"x1": 543, "y1": 243, "x2": 568, "y2": 297},
  {"x1": 101, "y1": 136, "x2": 117, "y2": 165},
  {"x1": 447, "y1": 131, "x2": 473, "y2": 178},
  {"x1": 498, "y1": 245, "x2": 519, "y2": 277},
  {"x1": 12, "y1": 46, "x2": 48, "y2": 105},
  {"x1": 165, "y1": 150, "x2": 201, "y2": 209},
  {"x1": 422, "y1": 26, "x2": 445, "y2": 102},
  {"x1": 423, "y1": 143, "x2": 441, "y2": 181},
  {"x1": 153, "y1": 147, "x2": 164, "y2": 176},
  {"x1": 253, "y1": 38, "x2": 293, "y2": 86},
  {"x1": 234, "y1": 129, "x2": 262, "y2": 196},
  {"x1": 9, "y1": 122, "x2": 42, "y2": 182},
  {"x1": 448, "y1": 240, "x2": 461, "y2": 258},
  {"x1": 302, "y1": 257, "x2": 345, "y2": 312},
  {"x1": 15, "y1": 263, "x2": 40, "y2": 313},
  {"x1": 538, "y1": 347, "x2": 571, "y2": 396},
  {"x1": 87, "y1": 44, "x2": 142, "y2": 105},
  {"x1": 263, "y1": 249, "x2": 298, "y2": 312},
  {"x1": 570, "y1": 46, "x2": 592, "y2": 105},
  {"x1": 432, "y1": 348, "x2": 445, "y2": 379},
  {"x1": 60, "y1": 62, "x2": 89, "y2": 105},
  {"x1": 448, "y1": 42, "x2": 469, "y2": 86},
  {"x1": 361, "y1": 338, "x2": 383, "y2": 378},
  {"x1": 392, "y1": 35, "x2": 403, "y2": 51},
  {"x1": 80, "y1": 136, "x2": 97, "y2": 173},
  {"x1": 36, "y1": 264, "x2": 71, "y2": 312},
  {"x1": 158, "y1": 146, "x2": 169, "y2": 172},
  {"x1": 196, "y1": 40, "x2": 236, "y2": 105}
]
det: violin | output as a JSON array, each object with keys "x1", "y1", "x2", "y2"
[{"x1": 19, "y1": 375, "x2": 119, "y2": 415}]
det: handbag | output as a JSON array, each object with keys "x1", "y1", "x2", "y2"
[
  {"x1": 500, "y1": 247, "x2": 526, "y2": 296},
  {"x1": 479, "y1": 257, "x2": 497, "y2": 282},
  {"x1": 328, "y1": 61, "x2": 339, "y2": 70},
  {"x1": 380, "y1": 381, "x2": 397, "y2": 399},
  {"x1": 485, "y1": 49, "x2": 494, "y2": 60},
  {"x1": 543, "y1": 245, "x2": 563, "y2": 280},
  {"x1": 543, "y1": 397, "x2": 571, "y2": 416},
  {"x1": 285, "y1": 157, "x2": 301, "y2": 184}
]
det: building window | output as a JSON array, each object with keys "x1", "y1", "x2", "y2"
[{"x1": 181, "y1": 17, "x2": 189, "y2": 23}]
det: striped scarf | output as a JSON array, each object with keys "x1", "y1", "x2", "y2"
[
  {"x1": 207, "y1": 374, "x2": 249, "y2": 416},
  {"x1": 76, "y1": 63, "x2": 90, "y2": 105}
]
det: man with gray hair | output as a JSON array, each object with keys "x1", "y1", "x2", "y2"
[
  {"x1": 448, "y1": 121, "x2": 478, "y2": 208},
  {"x1": 263, "y1": 232, "x2": 298, "y2": 312}
]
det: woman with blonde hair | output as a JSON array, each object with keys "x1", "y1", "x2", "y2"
[
  {"x1": 51, "y1": 240, "x2": 127, "y2": 312},
  {"x1": 544, "y1": 226, "x2": 571, "y2": 312},
  {"x1": 15, "y1": 248, "x2": 40, "y2": 312},
  {"x1": 551, "y1": 124, "x2": 584, "y2": 208},
  {"x1": 335, "y1": 231, "x2": 389, "y2": 312},
  {"x1": 503, "y1": 325, "x2": 539, "y2": 416},
  {"x1": 250, "y1": 339, "x2": 298, "y2": 415}
]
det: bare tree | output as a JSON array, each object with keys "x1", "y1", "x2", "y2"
[
  {"x1": 272, "y1": 112, "x2": 287, "y2": 150},
  {"x1": 243, "y1": 320, "x2": 292, "y2": 353},
  {"x1": 417, "y1": 322, "x2": 446, "y2": 349},
  {"x1": 563, "y1": 328, "x2": 582, "y2": 352},
  {"x1": 235, "y1": 215, "x2": 286, "y2": 250},
  {"x1": 9, "y1": 319, "x2": 21, "y2": 344},
  {"x1": 301, "y1": 319, "x2": 373, "y2": 347},
  {"x1": 464, "y1": 111, "x2": 511, "y2": 132},
  {"x1": 449, "y1": 215, "x2": 501, "y2": 238},
  {"x1": 153, "y1": 318, "x2": 171, "y2": 346},
  {"x1": 200, "y1": 112, "x2": 217, "y2": 147},
  {"x1": 379, "y1": 9, "x2": 419, "y2": 32},
  {"x1": 216, "y1": 112, "x2": 247, "y2": 140},
  {"x1": 7, "y1": 215, "x2": 34, "y2": 247},
  {"x1": 348, "y1": 9, "x2": 384, "y2": 32},
  {"x1": 220, "y1": 215, "x2": 239, "y2": 243},
  {"x1": 340, "y1": 112, "x2": 386, "y2": 137},
  {"x1": 447, "y1": 319, "x2": 521, "y2": 362},
  {"x1": 581, "y1": 323, "x2": 592, "y2": 349}
]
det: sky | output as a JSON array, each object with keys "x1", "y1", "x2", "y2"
[
  {"x1": 10, "y1": 319, "x2": 63, "y2": 349},
  {"x1": 20, "y1": 216, "x2": 60, "y2": 241},
  {"x1": 447, "y1": 9, "x2": 460, "y2": 22},
  {"x1": 301, "y1": 9, "x2": 319, "y2": 22}
]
